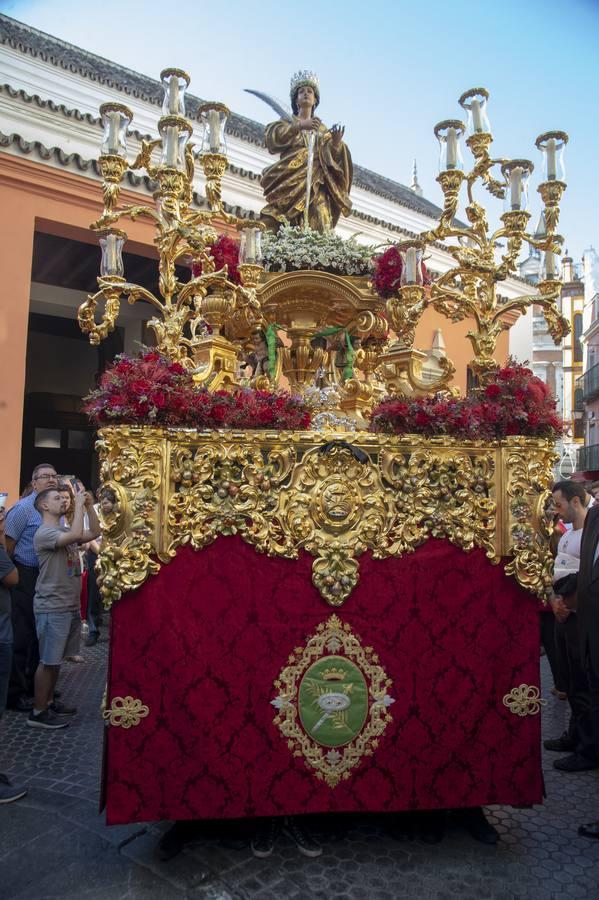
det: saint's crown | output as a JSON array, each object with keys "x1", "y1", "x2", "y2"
[{"x1": 290, "y1": 70, "x2": 320, "y2": 104}]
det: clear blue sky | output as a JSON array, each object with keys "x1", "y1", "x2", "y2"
[{"x1": 2, "y1": 0, "x2": 598, "y2": 262}]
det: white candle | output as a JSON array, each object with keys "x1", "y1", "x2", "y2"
[
  {"x1": 446, "y1": 127, "x2": 457, "y2": 169},
  {"x1": 509, "y1": 167, "x2": 523, "y2": 210},
  {"x1": 544, "y1": 250, "x2": 557, "y2": 279},
  {"x1": 165, "y1": 126, "x2": 179, "y2": 167},
  {"x1": 208, "y1": 110, "x2": 221, "y2": 153},
  {"x1": 471, "y1": 98, "x2": 483, "y2": 133},
  {"x1": 105, "y1": 234, "x2": 118, "y2": 275},
  {"x1": 405, "y1": 247, "x2": 417, "y2": 284},
  {"x1": 107, "y1": 112, "x2": 120, "y2": 154},
  {"x1": 245, "y1": 229, "x2": 256, "y2": 263},
  {"x1": 546, "y1": 138, "x2": 557, "y2": 180},
  {"x1": 168, "y1": 75, "x2": 179, "y2": 115}
]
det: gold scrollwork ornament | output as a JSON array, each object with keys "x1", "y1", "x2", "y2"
[{"x1": 95, "y1": 430, "x2": 555, "y2": 609}]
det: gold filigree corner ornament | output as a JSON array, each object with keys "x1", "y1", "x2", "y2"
[
  {"x1": 502, "y1": 684, "x2": 547, "y2": 717},
  {"x1": 103, "y1": 695, "x2": 150, "y2": 728},
  {"x1": 271, "y1": 615, "x2": 395, "y2": 787},
  {"x1": 503, "y1": 438, "x2": 557, "y2": 600}
]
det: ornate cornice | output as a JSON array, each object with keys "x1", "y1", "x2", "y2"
[{"x1": 0, "y1": 131, "x2": 257, "y2": 221}]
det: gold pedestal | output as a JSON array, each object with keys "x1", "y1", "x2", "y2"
[
  {"x1": 192, "y1": 334, "x2": 239, "y2": 389},
  {"x1": 379, "y1": 344, "x2": 429, "y2": 396}
]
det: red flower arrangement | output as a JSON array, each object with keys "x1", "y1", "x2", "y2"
[
  {"x1": 372, "y1": 245, "x2": 432, "y2": 299},
  {"x1": 83, "y1": 350, "x2": 311, "y2": 430},
  {"x1": 192, "y1": 234, "x2": 241, "y2": 285},
  {"x1": 369, "y1": 362, "x2": 563, "y2": 441}
]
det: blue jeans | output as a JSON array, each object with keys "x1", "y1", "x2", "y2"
[
  {"x1": 0, "y1": 643, "x2": 11, "y2": 718},
  {"x1": 0, "y1": 590, "x2": 13, "y2": 717}
]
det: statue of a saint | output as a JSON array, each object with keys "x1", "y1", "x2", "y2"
[{"x1": 259, "y1": 71, "x2": 353, "y2": 233}]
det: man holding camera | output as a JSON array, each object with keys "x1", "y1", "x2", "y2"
[{"x1": 27, "y1": 486, "x2": 100, "y2": 729}]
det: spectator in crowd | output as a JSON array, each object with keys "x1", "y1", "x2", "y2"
[
  {"x1": 85, "y1": 488, "x2": 116, "y2": 647},
  {"x1": 27, "y1": 486, "x2": 100, "y2": 729},
  {"x1": 542, "y1": 503, "x2": 569, "y2": 699},
  {"x1": 57, "y1": 481, "x2": 86, "y2": 663},
  {"x1": 0, "y1": 506, "x2": 27, "y2": 803},
  {"x1": 548, "y1": 481, "x2": 599, "y2": 771},
  {"x1": 4, "y1": 464, "x2": 58, "y2": 711},
  {"x1": 57, "y1": 482, "x2": 75, "y2": 527},
  {"x1": 564, "y1": 490, "x2": 599, "y2": 837}
]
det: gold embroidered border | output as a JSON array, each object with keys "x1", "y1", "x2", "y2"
[{"x1": 94, "y1": 428, "x2": 555, "y2": 607}]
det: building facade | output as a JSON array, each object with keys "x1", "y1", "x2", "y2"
[
  {"x1": 0, "y1": 14, "x2": 534, "y2": 502},
  {"x1": 576, "y1": 247, "x2": 599, "y2": 475},
  {"x1": 518, "y1": 248, "x2": 585, "y2": 477}
]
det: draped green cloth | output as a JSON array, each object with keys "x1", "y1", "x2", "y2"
[{"x1": 260, "y1": 119, "x2": 353, "y2": 233}]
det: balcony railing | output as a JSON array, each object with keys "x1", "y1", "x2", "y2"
[
  {"x1": 578, "y1": 362, "x2": 599, "y2": 402},
  {"x1": 577, "y1": 443, "x2": 599, "y2": 472}
]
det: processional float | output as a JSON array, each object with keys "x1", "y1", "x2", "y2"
[{"x1": 78, "y1": 70, "x2": 568, "y2": 822}]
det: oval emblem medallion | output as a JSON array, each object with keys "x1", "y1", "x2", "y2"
[
  {"x1": 299, "y1": 655, "x2": 368, "y2": 747},
  {"x1": 315, "y1": 477, "x2": 360, "y2": 531}
]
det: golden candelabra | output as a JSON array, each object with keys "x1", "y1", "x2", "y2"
[
  {"x1": 384, "y1": 88, "x2": 569, "y2": 377},
  {"x1": 77, "y1": 69, "x2": 392, "y2": 418},
  {"x1": 78, "y1": 77, "x2": 570, "y2": 418},
  {"x1": 77, "y1": 69, "x2": 266, "y2": 389}
]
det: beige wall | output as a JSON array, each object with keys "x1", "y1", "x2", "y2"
[{"x1": 0, "y1": 154, "x2": 157, "y2": 503}]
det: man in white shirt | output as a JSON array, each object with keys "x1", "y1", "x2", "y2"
[{"x1": 548, "y1": 481, "x2": 599, "y2": 772}]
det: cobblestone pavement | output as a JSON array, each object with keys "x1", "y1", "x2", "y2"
[{"x1": 1, "y1": 634, "x2": 598, "y2": 899}]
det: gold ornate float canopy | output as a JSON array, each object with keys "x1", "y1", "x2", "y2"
[
  {"x1": 96, "y1": 428, "x2": 555, "y2": 608},
  {"x1": 80, "y1": 76, "x2": 565, "y2": 605}
]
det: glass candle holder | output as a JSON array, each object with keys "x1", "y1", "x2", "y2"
[
  {"x1": 99, "y1": 103, "x2": 133, "y2": 157},
  {"x1": 501, "y1": 159, "x2": 534, "y2": 212},
  {"x1": 160, "y1": 68, "x2": 190, "y2": 117},
  {"x1": 459, "y1": 87, "x2": 491, "y2": 136},
  {"x1": 398, "y1": 241, "x2": 424, "y2": 286},
  {"x1": 158, "y1": 117, "x2": 192, "y2": 170},
  {"x1": 535, "y1": 131, "x2": 568, "y2": 183},
  {"x1": 199, "y1": 103, "x2": 230, "y2": 155},
  {"x1": 239, "y1": 226, "x2": 262, "y2": 265},
  {"x1": 434, "y1": 120, "x2": 465, "y2": 172},
  {"x1": 533, "y1": 209, "x2": 547, "y2": 240},
  {"x1": 99, "y1": 229, "x2": 126, "y2": 277}
]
